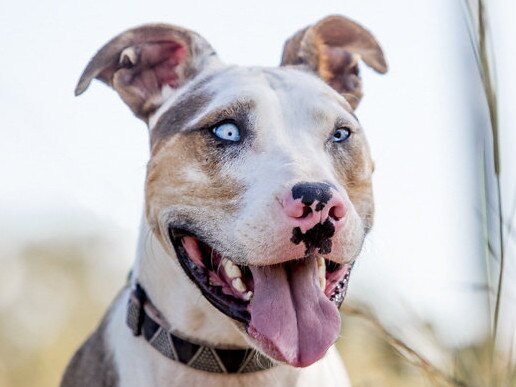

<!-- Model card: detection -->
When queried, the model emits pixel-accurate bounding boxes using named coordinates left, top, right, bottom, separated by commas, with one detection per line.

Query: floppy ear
left=75, top=24, right=220, bottom=121
left=281, top=15, right=387, bottom=109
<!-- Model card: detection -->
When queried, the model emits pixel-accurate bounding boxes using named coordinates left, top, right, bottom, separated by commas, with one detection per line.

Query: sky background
left=1, top=0, right=515, bottom=359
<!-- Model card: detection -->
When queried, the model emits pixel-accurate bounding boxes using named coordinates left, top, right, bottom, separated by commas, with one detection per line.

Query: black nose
left=291, top=182, right=334, bottom=212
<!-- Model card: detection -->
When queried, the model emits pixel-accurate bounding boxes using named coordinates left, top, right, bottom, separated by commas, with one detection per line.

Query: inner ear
left=319, top=46, right=362, bottom=105
left=112, top=40, right=189, bottom=118
left=281, top=15, right=387, bottom=109
left=119, top=41, right=187, bottom=90
left=75, top=24, right=219, bottom=121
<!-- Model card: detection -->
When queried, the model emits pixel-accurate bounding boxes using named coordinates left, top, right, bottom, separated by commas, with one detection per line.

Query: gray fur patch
left=60, top=313, right=118, bottom=387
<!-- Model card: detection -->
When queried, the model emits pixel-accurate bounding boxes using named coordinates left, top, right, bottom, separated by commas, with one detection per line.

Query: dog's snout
left=281, top=182, right=346, bottom=232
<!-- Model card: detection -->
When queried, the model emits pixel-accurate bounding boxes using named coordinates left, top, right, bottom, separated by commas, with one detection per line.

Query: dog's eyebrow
left=335, top=115, right=360, bottom=130
left=333, top=100, right=359, bottom=122
left=348, top=110, right=359, bottom=122
left=333, top=99, right=361, bottom=128
left=187, top=99, right=256, bottom=131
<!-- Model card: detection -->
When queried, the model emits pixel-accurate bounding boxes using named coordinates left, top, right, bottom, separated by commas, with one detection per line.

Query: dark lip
left=167, top=225, right=353, bottom=326
left=168, top=226, right=251, bottom=324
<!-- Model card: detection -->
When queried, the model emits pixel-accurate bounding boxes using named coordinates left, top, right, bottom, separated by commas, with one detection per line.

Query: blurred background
left=1, top=0, right=514, bottom=386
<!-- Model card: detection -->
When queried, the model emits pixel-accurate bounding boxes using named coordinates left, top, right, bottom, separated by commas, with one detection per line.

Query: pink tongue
left=248, top=258, right=341, bottom=367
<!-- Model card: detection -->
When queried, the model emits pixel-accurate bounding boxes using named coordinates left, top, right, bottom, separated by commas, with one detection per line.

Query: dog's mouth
left=169, top=226, right=352, bottom=367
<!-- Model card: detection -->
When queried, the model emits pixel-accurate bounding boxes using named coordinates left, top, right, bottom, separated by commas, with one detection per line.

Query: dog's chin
left=168, top=225, right=353, bottom=367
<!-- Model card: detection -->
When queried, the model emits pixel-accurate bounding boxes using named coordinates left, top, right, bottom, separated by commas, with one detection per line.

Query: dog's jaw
left=133, top=217, right=249, bottom=347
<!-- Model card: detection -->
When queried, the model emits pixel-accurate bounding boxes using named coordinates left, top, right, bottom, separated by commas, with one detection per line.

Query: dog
left=61, top=15, right=387, bottom=387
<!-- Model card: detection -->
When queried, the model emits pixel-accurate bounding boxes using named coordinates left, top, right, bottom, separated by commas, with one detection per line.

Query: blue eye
left=332, top=128, right=351, bottom=143
left=212, top=122, right=240, bottom=142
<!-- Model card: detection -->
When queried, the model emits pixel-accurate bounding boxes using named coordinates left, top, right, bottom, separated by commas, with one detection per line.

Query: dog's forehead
left=204, top=66, right=353, bottom=116
left=205, top=66, right=334, bottom=95
left=149, top=65, right=355, bottom=135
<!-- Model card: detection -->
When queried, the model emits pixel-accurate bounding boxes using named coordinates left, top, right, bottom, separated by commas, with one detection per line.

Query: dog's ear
left=281, top=15, right=387, bottom=109
left=75, top=24, right=219, bottom=121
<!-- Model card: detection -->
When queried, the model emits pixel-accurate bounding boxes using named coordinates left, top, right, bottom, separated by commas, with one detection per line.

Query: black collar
left=126, top=283, right=276, bottom=374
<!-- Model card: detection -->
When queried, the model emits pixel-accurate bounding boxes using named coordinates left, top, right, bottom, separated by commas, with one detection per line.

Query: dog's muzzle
left=167, top=224, right=354, bottom=367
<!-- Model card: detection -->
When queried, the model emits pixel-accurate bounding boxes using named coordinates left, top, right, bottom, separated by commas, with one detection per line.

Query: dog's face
left=77, top=16, right=386, bottom=368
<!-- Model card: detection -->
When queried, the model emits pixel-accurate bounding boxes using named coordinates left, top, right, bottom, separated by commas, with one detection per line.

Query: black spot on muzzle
left=291, top=219, right=336, bottom=255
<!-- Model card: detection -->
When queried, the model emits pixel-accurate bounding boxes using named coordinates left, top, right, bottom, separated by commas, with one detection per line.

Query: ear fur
left=75, top=24, right=220, bottom=121
left=281, top=15, right=387, bottom=109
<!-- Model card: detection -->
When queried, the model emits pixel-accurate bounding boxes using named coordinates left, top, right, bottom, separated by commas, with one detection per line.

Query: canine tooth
left=317, top=256, right=326, bottom=289
left=232, top=278, right=246, bottom=293
left=243, top=291, right=253, bottom=301
left=222, top=258, right=242, bottom=279
left=319, top=274, right=326, bottom=290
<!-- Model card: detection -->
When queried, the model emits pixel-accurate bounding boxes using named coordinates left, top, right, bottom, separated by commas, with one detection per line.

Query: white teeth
left=232, top=277, right=247, bottom=293
left=317, top=256, right=326, bottom=290
left=219, top=258, right=249, bottom=296
left=243, top=291, right=253, bottom=301
left=222, top=258, right=242, bottom=279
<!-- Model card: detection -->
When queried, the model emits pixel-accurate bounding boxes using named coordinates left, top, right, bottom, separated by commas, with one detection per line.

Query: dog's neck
left=131, top=216, right=249, bottom=348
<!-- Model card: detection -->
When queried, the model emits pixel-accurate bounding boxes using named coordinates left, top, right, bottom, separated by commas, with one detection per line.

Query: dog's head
left=77, top=15, right=386, bottom=368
